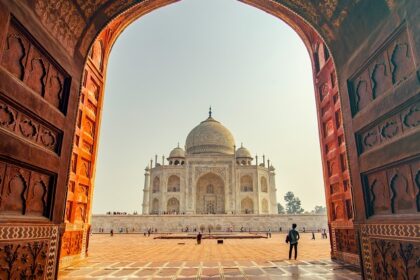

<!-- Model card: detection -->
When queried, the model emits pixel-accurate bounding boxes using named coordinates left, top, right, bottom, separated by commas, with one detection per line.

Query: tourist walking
left=312, top=232, right=315, bottom=240
left=110, top=229, right=114, bottom=237
left=197, top=232, right=202, bottom=245
left=286, top=223, right=300, bottom=260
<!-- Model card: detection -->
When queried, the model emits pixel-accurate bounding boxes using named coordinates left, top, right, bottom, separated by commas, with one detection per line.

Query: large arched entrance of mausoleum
left=196, top=173, right=225, bottom=214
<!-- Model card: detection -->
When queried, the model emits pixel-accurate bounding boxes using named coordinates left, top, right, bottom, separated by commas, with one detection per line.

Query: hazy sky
left=92, top=0, right=325, bottom=214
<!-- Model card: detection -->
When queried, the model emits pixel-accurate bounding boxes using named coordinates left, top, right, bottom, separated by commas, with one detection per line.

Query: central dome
left=186, top=115, right=235, bottom=155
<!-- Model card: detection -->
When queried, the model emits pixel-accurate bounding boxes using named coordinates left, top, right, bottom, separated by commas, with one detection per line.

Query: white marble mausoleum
left=142, top=110, right=278, bottom=215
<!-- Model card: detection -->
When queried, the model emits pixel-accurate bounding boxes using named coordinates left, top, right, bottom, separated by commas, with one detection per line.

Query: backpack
left=285, top=235, right=290, bottom=243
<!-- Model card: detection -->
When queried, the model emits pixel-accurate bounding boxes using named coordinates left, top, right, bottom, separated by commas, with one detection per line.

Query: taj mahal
left=141, top=109, right=278, bottom=215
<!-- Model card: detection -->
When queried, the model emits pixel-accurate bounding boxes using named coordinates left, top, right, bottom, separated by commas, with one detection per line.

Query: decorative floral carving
left=363, top=131, right=378, bottom=148
left=195, top=166, right=226, bottom=180
left=0, top=105, right=15, bottom=126
left=40, top=130, right=56, bottom=148
left=371, top=239, right=419, bottom=280
left=60, top=231, right=83, bottom=257
left=403, top=105, right=419, bottom=128
left=19, top=119, right=38, bottom=138
left=381, top=121, right=399, bottom=139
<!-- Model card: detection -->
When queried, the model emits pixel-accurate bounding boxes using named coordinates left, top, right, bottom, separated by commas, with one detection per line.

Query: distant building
left=142, top=110, right=277, bottom=215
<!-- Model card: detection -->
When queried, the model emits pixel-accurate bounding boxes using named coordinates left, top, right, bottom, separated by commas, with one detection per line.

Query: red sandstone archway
left=63, top=0, right=357, bottom=268
left=0, top=1, right=418, bottom=279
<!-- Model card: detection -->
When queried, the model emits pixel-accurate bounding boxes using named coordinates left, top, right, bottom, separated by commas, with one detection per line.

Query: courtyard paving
left=58, top=233, right=361, bottom=279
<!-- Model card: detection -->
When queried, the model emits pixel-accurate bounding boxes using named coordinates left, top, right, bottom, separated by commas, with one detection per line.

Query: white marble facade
left=142, top=111, right=277, bottom=215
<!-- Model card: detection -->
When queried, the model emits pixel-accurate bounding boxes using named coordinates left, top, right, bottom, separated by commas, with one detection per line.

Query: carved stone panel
left=0, top=18, right=70, bottom=113
left=0, top=159, right=54, bottom=218
left=334, top=228, right=358, bottom=254
left=60, top=230, right=83, bottom=257
left=0, top=225, right=59, bottom=280
left=360, top=224, right=420, bottom=280
left=348, top=25, right=415, bottom=116
left=363, top=157, right=420, bottom=217
left=0, top=95, right=62, bottom=153
left=357, top=99, right=419, bottom=154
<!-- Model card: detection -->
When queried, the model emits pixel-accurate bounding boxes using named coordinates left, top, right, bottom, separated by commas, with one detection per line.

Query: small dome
left=185, top=113, right=235, bottom=155
left=168, top=146, right=185, bottom=158
left=236, top=144, right=252, bottom=159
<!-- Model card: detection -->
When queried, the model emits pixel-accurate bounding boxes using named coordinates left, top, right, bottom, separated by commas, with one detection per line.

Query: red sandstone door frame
left=61, top=0, right=358, bottom=269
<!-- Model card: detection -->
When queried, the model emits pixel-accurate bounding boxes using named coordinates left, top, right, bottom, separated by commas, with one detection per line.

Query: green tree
left=284, top=191, right=304, bottom=214
left=277, top=202, right=285, bottom=214
left=312, top=205, right=326, bottom=214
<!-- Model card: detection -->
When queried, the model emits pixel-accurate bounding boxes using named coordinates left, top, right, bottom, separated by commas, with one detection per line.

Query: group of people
left=106, top=211, right=137, bottom=215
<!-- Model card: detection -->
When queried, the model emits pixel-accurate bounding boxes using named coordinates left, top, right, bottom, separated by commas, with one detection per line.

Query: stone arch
left=167, top=197, right=180, bottom=214
left=151, top=198, right=159, bottom=214
left=240, top=175, right=253, bottom=192
left=152, top=176, right=160, bottom=193
left=261, top=177, right=268, bottom=192
left=196, top=172, right=225, bottom=214
left=53, top=0, right=370, bottom=271
left=241, top=197, right=254, bottom=214
left=167, top=175, right=180, bottom=192
left=261, top=198, right=269, bottom=214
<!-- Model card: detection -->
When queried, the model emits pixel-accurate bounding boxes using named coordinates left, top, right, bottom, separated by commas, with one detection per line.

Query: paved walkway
left=58, top=233, right=361, bottom=279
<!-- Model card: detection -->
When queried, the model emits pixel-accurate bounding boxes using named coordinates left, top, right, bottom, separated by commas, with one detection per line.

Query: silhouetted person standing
left=288, top=224, right=300, bottom=260
left=197, top=232, right=202, bottom=245
left=312, top=232, right=316, bottom=240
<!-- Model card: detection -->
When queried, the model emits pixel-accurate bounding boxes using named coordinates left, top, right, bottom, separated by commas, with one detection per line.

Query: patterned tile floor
left=58, top=233, right=361, bottom=279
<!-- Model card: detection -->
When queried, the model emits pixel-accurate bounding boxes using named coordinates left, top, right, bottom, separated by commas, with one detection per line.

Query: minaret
left=142, top=166, right=151, bottom=214
left=269, top=165, right=277, bottom=214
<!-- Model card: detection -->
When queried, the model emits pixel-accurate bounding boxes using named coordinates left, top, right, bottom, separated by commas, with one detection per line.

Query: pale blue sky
left=92, top=0, right=325, bottom=214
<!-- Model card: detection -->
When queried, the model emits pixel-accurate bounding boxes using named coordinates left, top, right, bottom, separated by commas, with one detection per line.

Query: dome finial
left=177, top=142, right=180, bottom=148
left=241, top=142, right=243, bottom=148
left=209, top=106, right=212, bottom=118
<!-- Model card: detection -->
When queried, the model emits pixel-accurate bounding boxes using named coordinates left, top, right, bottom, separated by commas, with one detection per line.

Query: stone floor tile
left=223, top=267, right=243, bottom=276
left=112, top=268, right=139, bottom=276
left=136, top=268, right=160, bottom=276
left=242, top=268, right=265, bottom=276
left=158, top=268, right=180, bottom=276
left=201, top=268, right=220, bottom=277
left=90, top=268, right=119, bottom=276
left=179, top=268, right=199, bottom=276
